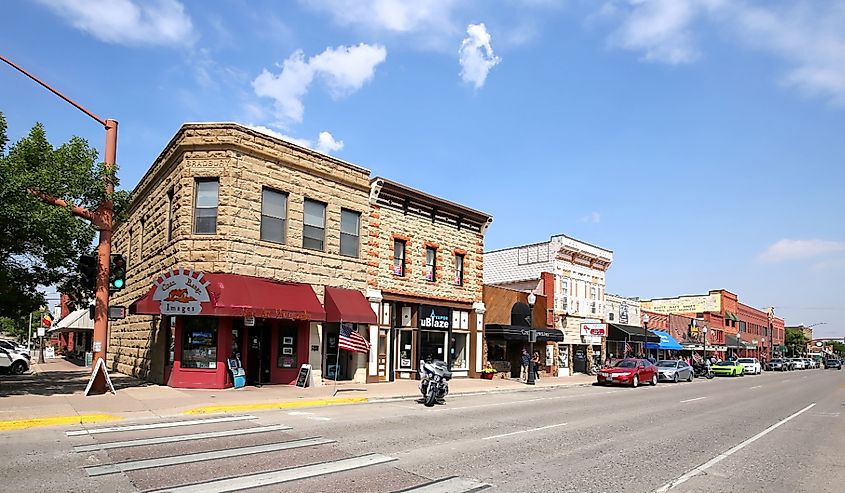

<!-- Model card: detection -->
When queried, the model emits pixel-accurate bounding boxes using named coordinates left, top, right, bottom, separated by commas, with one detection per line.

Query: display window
left=450, top=332, right=468, bottom=369
left=182, top=318, right=218, bottom=369
left=277, top=323, right=297, bottom=369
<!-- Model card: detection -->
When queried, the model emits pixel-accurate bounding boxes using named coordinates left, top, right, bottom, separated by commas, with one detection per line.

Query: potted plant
left=480, top=365, right=497, bottom=380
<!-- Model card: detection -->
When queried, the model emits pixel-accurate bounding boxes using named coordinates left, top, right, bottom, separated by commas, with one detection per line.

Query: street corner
left=182, top=396, right=370, bottom=415
left=0, top=413, right=122, bottom=432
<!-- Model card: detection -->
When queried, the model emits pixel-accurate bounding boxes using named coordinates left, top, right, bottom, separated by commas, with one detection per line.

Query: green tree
left=0, top=112, right=129, bottom=318
left=785, top=328, right=808, bottom=357
left=825, top=340, right=845, bottom=357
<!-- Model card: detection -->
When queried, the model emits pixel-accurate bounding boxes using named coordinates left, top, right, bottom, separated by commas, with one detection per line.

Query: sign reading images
left=152, top=268, right=211, bottom=315
left=419, top=305, right=452, bottom=329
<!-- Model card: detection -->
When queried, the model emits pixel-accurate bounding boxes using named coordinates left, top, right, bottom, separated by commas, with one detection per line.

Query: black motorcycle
left=419, top=359, right=452, bottom=407
left=693, top=363, right=714, bottom=379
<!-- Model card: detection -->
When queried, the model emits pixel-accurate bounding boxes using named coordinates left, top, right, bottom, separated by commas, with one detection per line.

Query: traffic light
left=78, top=255, right=97, bottom=291
left=109, top=254, right=126, bottom=291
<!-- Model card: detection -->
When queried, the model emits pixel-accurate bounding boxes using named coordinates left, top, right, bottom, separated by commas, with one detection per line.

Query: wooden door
left=378, top=329, right=389, bottom=382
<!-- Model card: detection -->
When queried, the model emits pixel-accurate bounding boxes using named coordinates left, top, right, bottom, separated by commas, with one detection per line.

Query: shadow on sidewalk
left=0, top=364, right=150, bottom=398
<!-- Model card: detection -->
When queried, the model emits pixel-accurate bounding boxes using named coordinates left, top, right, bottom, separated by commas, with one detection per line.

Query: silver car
left=656, top=360, right=693, bottom=382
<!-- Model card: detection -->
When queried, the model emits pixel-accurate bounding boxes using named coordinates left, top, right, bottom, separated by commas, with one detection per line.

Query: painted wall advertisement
left=641, top=294, right=721, bottom=315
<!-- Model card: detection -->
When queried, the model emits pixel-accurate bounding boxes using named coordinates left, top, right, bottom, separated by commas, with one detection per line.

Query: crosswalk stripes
left=65, top=414, right=257, bottom=436
left=393, top=476, right=492, bottom=493
left=66, top=414, right=495, bottom=492
left=145, top=454, right=398, bottom=493
left=73, top=424, right=292, bottom=452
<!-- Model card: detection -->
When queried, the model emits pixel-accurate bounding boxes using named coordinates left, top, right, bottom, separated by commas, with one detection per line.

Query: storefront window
left=181, top=318, right=218, bottom=369
left=450, top=332, right=468, bottom=369
left=420, top=330, right=446, bottom=362
left=166, top=317, right=175, bottom=365
left=397, top=330, right=413, bottom=369
left=277, top=322, right=297, bottom=369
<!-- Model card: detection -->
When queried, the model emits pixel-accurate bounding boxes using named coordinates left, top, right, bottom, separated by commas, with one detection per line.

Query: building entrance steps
left=1, top=357, right=595, bottom=430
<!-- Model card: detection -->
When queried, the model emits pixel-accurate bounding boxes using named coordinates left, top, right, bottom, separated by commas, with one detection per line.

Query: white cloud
left=252, top=43, right=387, bottom=125
left=246, top=125, right=345, bottom=155
left=35, top=0, right=194, bottom=47
left=580, top=212, right=602, bottom=223
left=757, top=239, right=845, bottom=263
left=458, top=23, right=502, bottom=88
left=301, top=0, right=458, bottom=33
left=316, top=131, right=345, bottom=153
left=602, top=1, right=845, bottom=105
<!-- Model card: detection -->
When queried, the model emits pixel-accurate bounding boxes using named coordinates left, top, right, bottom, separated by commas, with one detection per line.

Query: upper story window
left=303, top=199, right=326, bottom=251
left=425, top=247, right=437, bottom=282
left=261, top=188, right=288, bottom=244
left=561, top=280, right=568, bottom=297
left=393, top=239, right=406, bottom=276
left=609, top=312, right=615, bottom=321
left=193, top=178, right=218, bottom=235
left=340, top=209, right=360, bottom=258
left=590, top=286, right=597, bottom=299
left=454, top=253, right=464, bottom=286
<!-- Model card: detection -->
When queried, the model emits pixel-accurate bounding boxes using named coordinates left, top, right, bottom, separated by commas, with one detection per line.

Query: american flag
left=339, top=324, right=370, bottom=354
left=624, top=342, right=633, bottom=357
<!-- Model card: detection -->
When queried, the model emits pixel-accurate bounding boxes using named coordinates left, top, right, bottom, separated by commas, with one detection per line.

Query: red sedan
left=597, top=359, right=658, bottom=387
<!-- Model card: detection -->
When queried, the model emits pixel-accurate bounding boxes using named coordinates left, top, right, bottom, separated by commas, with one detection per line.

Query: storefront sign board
left=419, top=305, right=451, bottom=329
left=580, top=323, right=607, bottom=337
left=641, top=294, right=721, bottom=315
left=295, top=363, right=312, bottom=388
left=152, top=268, right=211, bottom=315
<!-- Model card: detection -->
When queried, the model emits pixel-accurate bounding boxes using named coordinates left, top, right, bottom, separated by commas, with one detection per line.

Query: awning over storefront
left=645, top=330, right=684, bottom=350
left=324, top=286, right=377, bottom=324
left=485, top=325, right=564, bottom=342
left=607, top=323, right=660, bottom=343
left=49, top=309, right=93, bottom=333
left=130, top=272, right=326, bottom=320
left=725, top=311, right=738, bottom=321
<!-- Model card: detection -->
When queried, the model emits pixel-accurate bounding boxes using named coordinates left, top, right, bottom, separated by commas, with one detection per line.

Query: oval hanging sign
left=152, top=268, right=211, bottom=315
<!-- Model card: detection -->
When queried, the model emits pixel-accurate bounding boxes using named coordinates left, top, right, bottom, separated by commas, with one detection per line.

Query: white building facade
left=484, top=234, right=613, bottom=376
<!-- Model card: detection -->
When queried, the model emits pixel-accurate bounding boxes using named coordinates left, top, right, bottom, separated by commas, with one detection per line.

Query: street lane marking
left=146, top=453, right=396, bottom=492
left=84, top=436, right=335, bottom=476
left=73, top=424, right=292, bottom=452
left=184, top=397, right=369, bottom=415
left=434, top=391, right=622, bottom=412
left=680, top=397, right=707, bottom=403
left=651, top=402, right=817, bottom=492
left=750, top=385, right=763, bottom=390
left=394, top=475, right=491, bottom=492
left=482, top=422, right=567, bottom=440
left=0, top=414, right=120, bottom=432
left=66, top=415, right=257, bottom=436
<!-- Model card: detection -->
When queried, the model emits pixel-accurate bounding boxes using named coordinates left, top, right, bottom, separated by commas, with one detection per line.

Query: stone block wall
left=108, top=123, right=372, bottom=382
left=367, top=204, right=484, bottom=304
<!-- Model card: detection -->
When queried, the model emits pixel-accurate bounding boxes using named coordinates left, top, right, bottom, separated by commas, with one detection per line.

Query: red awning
left=324, top=286, right=377, bottom=324
left=130, top=272, right=326, bottom=321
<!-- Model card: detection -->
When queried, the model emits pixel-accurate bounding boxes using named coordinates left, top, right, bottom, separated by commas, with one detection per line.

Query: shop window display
left=182, top=318, right=218, bottom=369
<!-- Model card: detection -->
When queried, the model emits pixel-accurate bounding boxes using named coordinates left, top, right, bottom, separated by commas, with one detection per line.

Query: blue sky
left=2, top=1, right=843, bottom=338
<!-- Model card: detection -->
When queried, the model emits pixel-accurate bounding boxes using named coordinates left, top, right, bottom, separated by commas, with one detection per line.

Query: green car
left=711, top=360, right=745, bottom=377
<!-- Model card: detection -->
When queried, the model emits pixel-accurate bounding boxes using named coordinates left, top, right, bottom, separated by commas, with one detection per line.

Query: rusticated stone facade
left=108, top=123, right=371, bottom=383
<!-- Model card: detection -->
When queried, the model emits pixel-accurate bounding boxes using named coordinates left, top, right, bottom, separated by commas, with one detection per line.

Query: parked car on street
left=0, top=347, right=29, bottom=375
left=736, top=358, right=762, bottom=375
left=823, top=359, right=842, bottom=370
left=0, top=339, right=30, bottom=360
left=711, top=360, right=745, bottom=377
left=655, top=360, right=693, bottom=383
left=806, top=359, right=818, bottom=369
left=789, top=358, right=806, bottom=370
left=597, top=359, right=658, bottom=387
left=767, top=358, right=788, bottom=371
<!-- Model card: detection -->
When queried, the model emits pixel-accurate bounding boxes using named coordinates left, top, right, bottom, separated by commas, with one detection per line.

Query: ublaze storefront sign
left=152, top=268, right=211, bottom=315
left=419, top=305, right=451, bottom=329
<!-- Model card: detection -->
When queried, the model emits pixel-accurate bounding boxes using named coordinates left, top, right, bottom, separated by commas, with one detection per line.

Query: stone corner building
left=108, top=123, right=493, bottom=389
left=109, top=123, right=376, bottom=388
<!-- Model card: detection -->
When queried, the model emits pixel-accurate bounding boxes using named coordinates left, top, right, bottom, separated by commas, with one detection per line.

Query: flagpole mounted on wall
left=333, top=320, right=342, bottom=397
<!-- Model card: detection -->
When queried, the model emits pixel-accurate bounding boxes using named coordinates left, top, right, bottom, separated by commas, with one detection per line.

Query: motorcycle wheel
left=420, top=382, right=428, bottom=397
left=424, top=386, right=437, bottom=407
left=707, top=371, right=713, bottom=380
left=687, top=372, right=693, bottom=382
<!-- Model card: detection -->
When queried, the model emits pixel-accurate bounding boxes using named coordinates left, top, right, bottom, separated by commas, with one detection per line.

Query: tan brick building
left=112, top=123, right=377, bottom=388
left=364, top=178, right=492, bottom=381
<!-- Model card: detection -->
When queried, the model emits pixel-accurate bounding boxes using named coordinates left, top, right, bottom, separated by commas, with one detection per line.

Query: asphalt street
left=2, top=368, right=843, bottom=492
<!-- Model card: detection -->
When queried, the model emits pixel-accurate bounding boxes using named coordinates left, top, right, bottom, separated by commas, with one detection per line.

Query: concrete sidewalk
left=0, top=358, right=595, bottom=430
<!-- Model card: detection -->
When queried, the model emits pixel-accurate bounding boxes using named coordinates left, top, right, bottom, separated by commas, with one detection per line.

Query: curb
left=0, top=413, right=122, bottom=432
left=183, top=396, right=370, bottom=415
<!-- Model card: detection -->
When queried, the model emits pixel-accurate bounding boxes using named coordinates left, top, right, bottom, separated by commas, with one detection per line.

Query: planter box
left=480, top=372, right=495, bottom=380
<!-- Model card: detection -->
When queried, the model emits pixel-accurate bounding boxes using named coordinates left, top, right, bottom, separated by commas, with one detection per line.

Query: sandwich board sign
left=84, top=358, right=116, bottom=396
left=295, top=363, right=312, bottom=388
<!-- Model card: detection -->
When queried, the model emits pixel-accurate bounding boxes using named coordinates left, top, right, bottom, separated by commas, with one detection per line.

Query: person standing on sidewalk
left=521, top=348, right=530, bottom=382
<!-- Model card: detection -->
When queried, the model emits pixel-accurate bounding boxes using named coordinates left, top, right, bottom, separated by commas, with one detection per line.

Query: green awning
left=725, top=311, right=738, bottom=321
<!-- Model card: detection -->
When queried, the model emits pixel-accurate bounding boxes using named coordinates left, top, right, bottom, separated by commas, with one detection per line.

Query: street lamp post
left=1, top=55, right=118, bottom=394
left=642, top=313, right=650, bottom=359
left=702, top=327, right=708, bottom=362
left=527, top=292, right=536, bottom=385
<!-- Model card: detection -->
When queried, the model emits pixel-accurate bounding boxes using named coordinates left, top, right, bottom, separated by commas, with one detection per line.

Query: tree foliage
left=785, top=328, right=809, bottom=357
left=0, top=112, right=130, bottom=317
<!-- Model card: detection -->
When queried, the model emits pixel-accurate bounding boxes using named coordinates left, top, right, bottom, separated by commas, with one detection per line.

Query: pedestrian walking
left=521, top=348, right=530, bottom=382
left=532, top=351, right=541, bottom=380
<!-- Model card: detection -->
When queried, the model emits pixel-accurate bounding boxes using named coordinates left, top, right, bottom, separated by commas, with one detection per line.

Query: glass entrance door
left=420, top=330, right=447, bottom=363
left=378, top=329, right=389, bottom=381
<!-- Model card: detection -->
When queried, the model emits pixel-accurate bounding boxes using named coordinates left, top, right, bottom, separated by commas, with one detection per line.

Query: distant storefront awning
left=49, top=308, right=93, bottom=333
left=130, top=270, right=326, bottom=320
left=485, top=325, right=564, bottom=342
left=607, top=323, right=660, bottom=343
left=725, top=311, right=739, bottom=321
left=645, top=330, right=684, bottom=350
left=324, top=287, right=377, bottom=324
